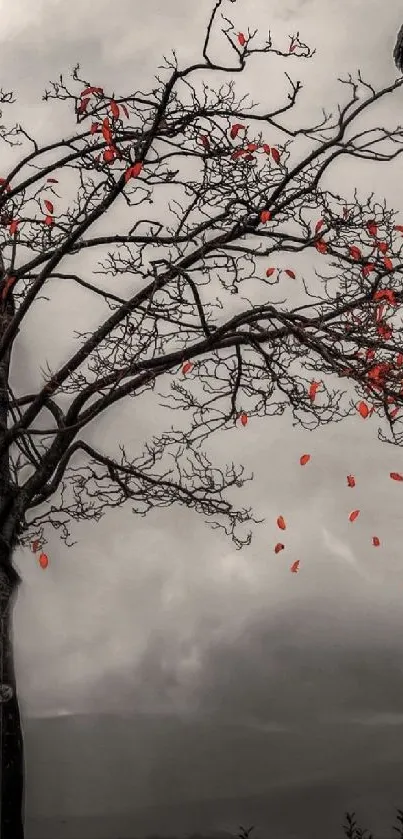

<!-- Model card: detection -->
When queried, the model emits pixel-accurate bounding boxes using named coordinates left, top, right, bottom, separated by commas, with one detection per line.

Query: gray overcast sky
left=3, top=0, right=403, bottom=836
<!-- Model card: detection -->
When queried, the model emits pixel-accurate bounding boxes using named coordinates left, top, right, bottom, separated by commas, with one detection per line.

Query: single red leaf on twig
left=240, top=412, right=248, bottom=427
left=237, top=32, right=246, bottom=46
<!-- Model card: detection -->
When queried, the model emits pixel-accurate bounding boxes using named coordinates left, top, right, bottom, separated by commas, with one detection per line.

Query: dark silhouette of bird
left=394, top=22, right=403, bottom=73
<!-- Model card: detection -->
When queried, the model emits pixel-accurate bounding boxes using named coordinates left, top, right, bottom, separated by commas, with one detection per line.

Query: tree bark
left=0, top=566, right=24, bottom=839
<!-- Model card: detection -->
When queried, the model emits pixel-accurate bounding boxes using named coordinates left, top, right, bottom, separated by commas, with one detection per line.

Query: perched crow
left=394, top=22, right=403, bottom=73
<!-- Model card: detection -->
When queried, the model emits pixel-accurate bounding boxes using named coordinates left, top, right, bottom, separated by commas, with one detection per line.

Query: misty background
left=1, top=0, right=403, bottom=836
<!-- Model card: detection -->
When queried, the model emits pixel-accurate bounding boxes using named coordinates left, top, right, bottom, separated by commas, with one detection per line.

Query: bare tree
left=0, top=1, right=403, bottom=835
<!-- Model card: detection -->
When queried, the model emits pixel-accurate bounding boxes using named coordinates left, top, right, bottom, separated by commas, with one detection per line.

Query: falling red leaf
left=309, top=380, right=321, bottom=401
left=44, top=199, right=54, bottom=214
left=384, top=256, right=393, bottom=271
left=277, top=515, right=286, bottom=531
left=38, top=553, right=49, bottom=569
left=9, top=219, right=19, bottom=235
left=372, top=536, right=380, bottom=547
left=315, top=239, right=327, bottom=254
left=349, top=509, right=360, bottom=522
left=274, top=543, right=285, bottom=554
left=110, top=100, right=120, bottom=119
left=265, top=267, right=276, bottom=277
left=349, top=245, right=362, bottom=261
left=230, top=123, right=245, bottom=140
left=357, top=401, right=370, bottom=419
left=284, top=269, right=296, bottom=279
left=315, top=218, right=324, bottom=234
left=31, top=540, right=41, bottom=553
left=367, top=220, right=377, bottom=237
left=347, top=475, right=356, bottom=488
left=240, top=412, right=248, bottom=427
left=290, top=560, right=300, bottom=573
left=299, top=454, right=311, bottom=466
left=271, top=147, right=280, bottom=164
left=260, top=210, right=271, bottom=223
left=237, top=32, right=246, bottom=46
left=182, top=361, right=192, bottom=374
left=390, top=472, right=403, bottom=481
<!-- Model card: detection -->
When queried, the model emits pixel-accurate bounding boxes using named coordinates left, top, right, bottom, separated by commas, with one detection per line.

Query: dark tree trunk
left=0, top=565, right=24, bottom=839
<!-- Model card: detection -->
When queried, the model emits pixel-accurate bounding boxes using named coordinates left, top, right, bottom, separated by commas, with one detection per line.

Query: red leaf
left=44, top=215, right=54, bottom=226
left=247, top=143, right=258, bottom=152
left=44, top=199, right=54, bottom=214
left=230, top=123, right=245, bottom=140
left=362, top=263, right=375, bottom=277
left=31, top=540, right=41, bottom=553
left=9, top=219, right=18, bottom=235
left=372, top=536, right=380, bottom=547
left=377, top=241, right=388, bottom=254
left=124, top=161, right=143, bottom=182
left=384, top=256, right=393, bottom=271
left=90, top=122, right=100, bottom=134
left=231, top=148, right=248, bottom=160
left=343, top=206, right=349, bottom=219
left=315, top=219, right=324, bottom=234
left=110, top=100, right=120, bottom=119
left=271, top=147, right=280, bottom=164
left=200, top=134, right=210, bottom=150
left=373, top=289, right=396, bottom=306
left=277, top=515, right=286, bottom=531
left=262, top=144, right=270, bottom=154
left=390, top=472, right=403, bottom=481
left=309, top=380, right=321, bottom=401
left=299, top=454, right=311, bottom=466
left=260, top=210, right=271, bottom=223
left=182, top=361, right=192, bottom=374
left=285, top=269, right=296, bottom=279
left=347, top=475, right=356, bottom=488
left=102, top=117, right=113, bottom=145
left=237, top=32, right=246, bottom=46
left=290, top=560, right=300, bottom=573
left=0, top=178, right=10, bottom=192
left=349, top=245, right=362, bottom=261
left=77, top=97, right=90, bottom=114
left=397, top=353, right=403, bottom=366
left=367, top=220, right=377, bottom=237
left=38, top=553, right=49, bottom=569
left=1, top=275, right=15, bottom=301
left=46, top=177, right=58, bottom=183
left=80, top=86, right=104, bottom=97
left=274, top=543, right=285, bottom=554
left=103, top=147, right=116, bottom=163
left=357, top=401, right=370, bottom=419
left=349, top=509, right=360, bottom=522
left=240, top=412, right=248, bottom=427
left=315, top=239, right=327, bottom=254
left=265, top=267, right=276, bottom=277
left=394, top=225, right=403, bottom=233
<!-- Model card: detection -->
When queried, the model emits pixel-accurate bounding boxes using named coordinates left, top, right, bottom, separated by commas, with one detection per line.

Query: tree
left=0, top=1, right=403, bottom=835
